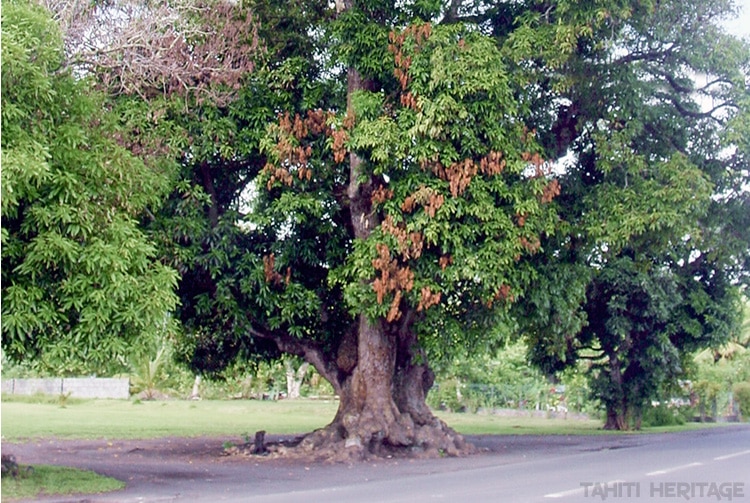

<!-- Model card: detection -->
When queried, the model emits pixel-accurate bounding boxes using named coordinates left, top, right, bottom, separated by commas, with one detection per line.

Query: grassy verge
left=435, top=409, right=733, bottom=435
left=435, top=410, right=606, bottom=435
left=1, top=465, right=124, bottom=502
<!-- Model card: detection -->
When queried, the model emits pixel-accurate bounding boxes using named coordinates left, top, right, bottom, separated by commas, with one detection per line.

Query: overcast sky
left=725, top=0, right=750, bottom=38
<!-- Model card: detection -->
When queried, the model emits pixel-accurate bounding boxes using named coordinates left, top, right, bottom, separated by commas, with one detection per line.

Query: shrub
left=732, top=382, right=750, bottom=419
left=641, top=405, right=685, bottom=427
left=427, top=378, right=464, bottom=412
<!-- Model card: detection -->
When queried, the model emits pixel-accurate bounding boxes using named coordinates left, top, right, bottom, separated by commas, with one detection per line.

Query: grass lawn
left=1, top=396, right=340, bottom=440
left=1, top=395, right=730, bottom=441
left=1, top=465, right=124, bottom=502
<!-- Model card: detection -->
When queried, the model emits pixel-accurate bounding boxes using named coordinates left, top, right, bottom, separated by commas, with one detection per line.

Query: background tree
left=515, top=0, right=750, bottom=429
left=1, top=0, right=179, bottom=375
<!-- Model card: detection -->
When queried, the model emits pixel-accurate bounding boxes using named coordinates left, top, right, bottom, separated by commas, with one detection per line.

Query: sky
left=725, top=0, right=750, bottom=38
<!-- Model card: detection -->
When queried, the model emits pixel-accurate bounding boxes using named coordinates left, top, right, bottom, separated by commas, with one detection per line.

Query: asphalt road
left=5, top=424, right=750, bottom=503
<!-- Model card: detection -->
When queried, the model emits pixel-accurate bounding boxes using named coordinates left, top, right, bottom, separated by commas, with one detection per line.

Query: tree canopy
left=1, top=0, right=179, bottom=374
left=515, top=0, right=750, bottom=429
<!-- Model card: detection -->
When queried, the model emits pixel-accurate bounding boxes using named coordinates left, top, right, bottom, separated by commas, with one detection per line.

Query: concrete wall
left=2, top=377, right=130, bottom=399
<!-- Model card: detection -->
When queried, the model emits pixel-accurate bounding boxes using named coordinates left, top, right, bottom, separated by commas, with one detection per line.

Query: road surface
left=4, top=424, right=749, bottom=502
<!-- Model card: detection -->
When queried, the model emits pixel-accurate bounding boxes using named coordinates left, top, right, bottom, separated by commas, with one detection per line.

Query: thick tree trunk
left=603, top=354, right=629, bottom=430
left=603, top=404, right=628, bottom=430
left=296, top=316, right=471, bottom=459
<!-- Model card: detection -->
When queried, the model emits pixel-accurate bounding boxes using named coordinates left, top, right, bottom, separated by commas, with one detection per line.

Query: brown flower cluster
left=419, top=151, right=507, bottom=198
left=263, top=109, right=338, bottom=190
left=487, top=284, right=514, bottom=308
left=372, top=243, right=415, bottom=322
left=521, top=151, right=546, bottom=176
left=519, top=236, right=541, bottom=253
left=520, top=151, right=560, bottom=203
left=541, top=179, right=561, bottom=203
left=479, top=151, right=507, bottom=176
left=263, top=164, right=294, bottom=189
left=401, top=185, right=445, bottom=218
left=371, top=185, right=394, bottom=206
left=263, top=253, right=290, bottom=287
left=331, top=129, right=349, bottom=164
left=381, top=216, right=424, bottom=260
left=439, top=255, right=453, bottom=270
left=446, top=159, right=478, bottom=197
left=332, top=112, right=354, bottom=164
left=388, top=23, right=432, bottom=111
left=417, top=286, right=441, bottom=312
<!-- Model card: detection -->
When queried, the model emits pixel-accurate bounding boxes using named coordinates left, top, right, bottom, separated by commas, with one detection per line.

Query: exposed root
left=223, top=418, right=475, bottom=463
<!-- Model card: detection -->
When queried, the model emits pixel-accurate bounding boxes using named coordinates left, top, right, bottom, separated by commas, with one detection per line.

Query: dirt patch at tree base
left=222, top=435, right=475, bottom=463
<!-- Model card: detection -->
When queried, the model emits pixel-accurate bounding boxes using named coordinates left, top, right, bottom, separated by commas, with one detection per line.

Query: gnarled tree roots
left=227, top=413, right=474, bottom=462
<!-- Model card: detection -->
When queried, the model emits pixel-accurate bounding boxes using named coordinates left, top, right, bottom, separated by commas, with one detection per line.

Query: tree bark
left=603, top=354, right=629, bottom=431
left=285, top=358, right=309, bottom=399
left=603, top=403, right=628, bottom=430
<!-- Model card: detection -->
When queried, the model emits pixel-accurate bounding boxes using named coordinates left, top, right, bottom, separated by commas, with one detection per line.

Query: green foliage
left=641, top=405, right=686, bottom=428
left=333, top=21, right=559, bottom=331
left=690, top=297, right=750, bottom=420
left=129, top=335, right=193, bottom=399
left=429, top=341, right=554, bottom=413
left=733, top=382, right=750, bottom=419
left=514, top=0, right=750, bottom=429
left=1, top=0, right=179, bottom=375
left=427, top=377, right=464, bottom=412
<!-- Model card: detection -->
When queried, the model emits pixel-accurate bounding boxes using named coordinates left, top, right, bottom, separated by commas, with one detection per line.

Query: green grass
left=435, top=410, right=735, bottom=435
left=3, top=395, right=730, bottom=441
left=1, top=397, right=340, bottom=440
left=1, top=465, right=125, bottom=502
left=435, top=410, right=606, bottom=435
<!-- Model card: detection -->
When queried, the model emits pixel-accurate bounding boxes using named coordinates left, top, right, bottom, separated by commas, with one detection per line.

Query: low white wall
left=2, top=377, right=130, bottom=399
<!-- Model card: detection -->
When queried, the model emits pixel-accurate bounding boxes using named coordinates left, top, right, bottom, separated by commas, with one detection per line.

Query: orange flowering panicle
left=371, top=185, right=394, bottom=206
left=263, top=253, right=285, bottom=286
left=380, top=216, right=423, bottom=260
left=388, top=23, right=431, bottom=110
left=263, top=109, right=343, bottom=189
left=417, top=286, right=441, bottom=312
left=401, top=185, right=444, bottom=217
left=371, top=243, right=415, bottom=322
left=487, top=284, right=514, bottom=308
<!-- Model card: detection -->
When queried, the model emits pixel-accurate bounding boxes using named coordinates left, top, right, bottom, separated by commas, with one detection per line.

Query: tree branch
left=655, top=92, right=736, bottom=121
left=441, top=0, right=463, bottom=24
left=247, top=326, right=342, bottom=395
left=655, top=69, right=735, bottom=97
left=612, top=44, right=677, bottom=66
left=43, top=0, right=260, bottom=105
